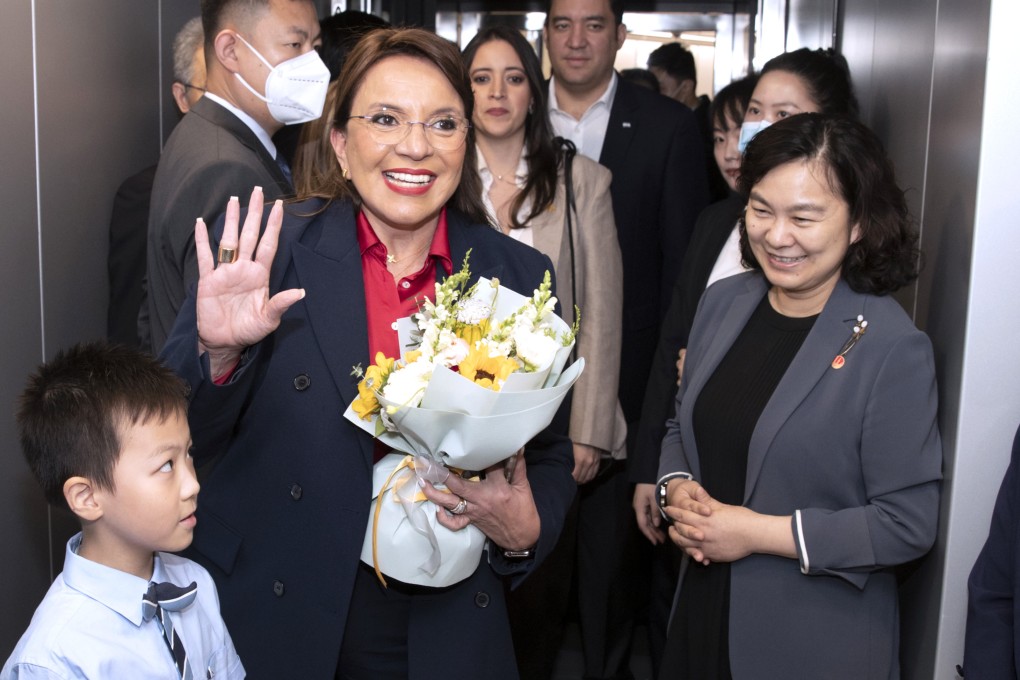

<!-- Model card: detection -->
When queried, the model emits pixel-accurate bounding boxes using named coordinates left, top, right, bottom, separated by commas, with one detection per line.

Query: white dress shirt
left=477, top=150, right=534, bottom=247
left=2, top=533, right=245, bottom=680
left=548, top=73, right=618, bottom=162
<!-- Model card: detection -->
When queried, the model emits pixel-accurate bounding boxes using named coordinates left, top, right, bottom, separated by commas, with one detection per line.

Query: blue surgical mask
left=738, top=118, right=773, bottom=154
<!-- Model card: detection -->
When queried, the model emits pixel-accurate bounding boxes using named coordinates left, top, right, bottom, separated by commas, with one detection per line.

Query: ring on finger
left=217, top=247, right=238, bottom=264
left=451, top=498, right=468, bottom=515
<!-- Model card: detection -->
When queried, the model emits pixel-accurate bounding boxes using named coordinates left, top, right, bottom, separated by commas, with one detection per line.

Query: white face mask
left=738, top=118, right=773, bottom=154
left=234, top=34, right=330, bottom=125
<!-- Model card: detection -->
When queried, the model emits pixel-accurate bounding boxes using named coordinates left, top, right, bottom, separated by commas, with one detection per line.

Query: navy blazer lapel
left=599, top=76, right=639, bottom=171
left=286, top=202, right=369, bottom=406
left=446, top=211, right=505, bottom=283
left=192, top=97, right=292, bottom=191
left=743, top=280, right=868, bottom=502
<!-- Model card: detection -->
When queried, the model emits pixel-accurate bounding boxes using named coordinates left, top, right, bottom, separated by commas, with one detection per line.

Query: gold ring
left=217, top=247, right=238, bottom=264
left=451, top=498, right=468, bottom=515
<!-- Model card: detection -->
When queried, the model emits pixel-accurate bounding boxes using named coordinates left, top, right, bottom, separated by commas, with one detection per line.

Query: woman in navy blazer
left=657, top=114, right=942, bottom=678
left=161, top=29, right=574, bottom=680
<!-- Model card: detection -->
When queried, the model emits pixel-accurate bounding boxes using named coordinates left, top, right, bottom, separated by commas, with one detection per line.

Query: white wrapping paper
left=344, top=277, right=584, bottom=588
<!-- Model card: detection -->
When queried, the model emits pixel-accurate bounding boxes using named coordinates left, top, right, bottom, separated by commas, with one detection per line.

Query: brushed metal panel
left=34, top=0, right=161, bottom=354
left=0, top=0, right=49, bottom=662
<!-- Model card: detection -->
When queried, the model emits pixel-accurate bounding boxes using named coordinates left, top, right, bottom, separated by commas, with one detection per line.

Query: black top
left=661, top=294, right=816, bottom=679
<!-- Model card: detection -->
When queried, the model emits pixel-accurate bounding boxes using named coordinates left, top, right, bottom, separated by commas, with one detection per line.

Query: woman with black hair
left=657, top=114, right=942, bottom=678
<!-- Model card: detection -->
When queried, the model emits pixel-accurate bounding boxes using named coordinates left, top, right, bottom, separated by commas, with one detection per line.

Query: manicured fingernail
left=254, top=186, right=263, bottom=193
left=229, top=196, right=238, bottom=202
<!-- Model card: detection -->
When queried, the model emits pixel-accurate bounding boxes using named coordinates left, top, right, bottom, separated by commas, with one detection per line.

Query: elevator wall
left=0, top=0, right=202, bottom=658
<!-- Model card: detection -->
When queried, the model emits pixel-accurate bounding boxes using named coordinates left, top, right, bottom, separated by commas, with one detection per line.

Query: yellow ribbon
left=370, top=455, right=476, bottom=587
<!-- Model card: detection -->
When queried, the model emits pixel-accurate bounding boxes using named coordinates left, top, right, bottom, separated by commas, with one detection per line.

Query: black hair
left=17, top=342, right=188, bottom=507
left=710, top=73, right=758, bottom=131
left=647, top=42, right=696, bottom=86
left=545, top=0, right=626, bottom=26
left=620, top=68, right=660, bottom=93
left=738, top=114, right=920, bottom=295
left=462, top=25, right=560, bottom=230
left=760, top=48, right=859, bottom=118
left=318, top=10, right=389, bottom=81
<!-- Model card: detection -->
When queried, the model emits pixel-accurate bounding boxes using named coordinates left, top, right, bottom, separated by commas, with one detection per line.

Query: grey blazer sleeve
left=793, top=328, right=942, bottom=587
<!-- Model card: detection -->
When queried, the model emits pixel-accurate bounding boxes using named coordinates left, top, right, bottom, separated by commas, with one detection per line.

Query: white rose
left=380, top=358, right=433, bottom=408
left=512, top=328, right=560, bottom=371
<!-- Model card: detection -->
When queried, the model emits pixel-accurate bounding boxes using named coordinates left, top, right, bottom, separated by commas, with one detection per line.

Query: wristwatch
left=657, top=472, right=693, bottom=524
left=502, top=547, right=536, bottom=560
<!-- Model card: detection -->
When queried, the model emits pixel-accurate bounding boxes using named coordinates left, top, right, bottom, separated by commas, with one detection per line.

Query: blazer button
left=273, top=580, right=285, bottom=597
left=293, top=373, right=311, bottom=391
left=474, top=592, right=490, bottom=608
left=290, top=484, right=303, bottom=500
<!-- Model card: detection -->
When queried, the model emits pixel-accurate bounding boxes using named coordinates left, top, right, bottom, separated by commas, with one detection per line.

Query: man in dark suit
left=965, top=422, right=1020, bottom=678
left=107, top=17, right=205, bottom=348
left=543, top=0, right=709, bottom=677
left=144, top=0, right=327, bottom=352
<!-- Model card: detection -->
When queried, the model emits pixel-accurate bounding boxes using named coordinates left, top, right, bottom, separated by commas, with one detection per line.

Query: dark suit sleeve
left=107, top=166, right=156, bottom=346
left=657, top=106, right=709, bottom=314
left=964, top=424, right=1020, bottom=678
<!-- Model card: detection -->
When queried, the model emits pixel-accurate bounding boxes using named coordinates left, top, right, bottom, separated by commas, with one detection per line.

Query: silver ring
left=451, top=498, right=468, bottom=515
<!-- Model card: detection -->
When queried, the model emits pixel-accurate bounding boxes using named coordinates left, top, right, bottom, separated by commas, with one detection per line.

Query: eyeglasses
left=347, top=110, right=470, bottom=150
left=182, top=82, right=207, bottom=93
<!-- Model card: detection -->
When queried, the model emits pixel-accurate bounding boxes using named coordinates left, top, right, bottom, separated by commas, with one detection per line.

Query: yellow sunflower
left=352, top=352, right=396, bottom=420
left=457, top=344, right=518, bottom=391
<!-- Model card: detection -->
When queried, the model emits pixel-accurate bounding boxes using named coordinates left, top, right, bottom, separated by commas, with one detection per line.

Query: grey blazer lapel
left=681, top=275, right=767, bottom=482
left=744, top=280, right=867, bottom=502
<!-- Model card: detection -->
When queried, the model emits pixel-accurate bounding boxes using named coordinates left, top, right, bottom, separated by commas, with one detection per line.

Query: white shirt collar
left=203, top=92, right=278, bottom=159
left=547, top=72, right=618, bottom=120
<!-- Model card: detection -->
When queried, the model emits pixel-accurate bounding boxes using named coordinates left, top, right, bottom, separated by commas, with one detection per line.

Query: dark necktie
left=142, top=580, right=198, bottom=679
left=277, top=155, right=293, bottom=186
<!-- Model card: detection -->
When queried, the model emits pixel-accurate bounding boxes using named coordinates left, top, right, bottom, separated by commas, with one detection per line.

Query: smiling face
left=744, top=69, right=819, bottom=124
left=545, top=0, right=626, bottom=96
left=469, top=39, right=533, bottom=144
left=87, top=411, right=198, bottom=578
left=331, top=55, right=467, bottom=237
left=713, top=111, right=743, bottom=192
left=745, top=159, right=861, bottom=316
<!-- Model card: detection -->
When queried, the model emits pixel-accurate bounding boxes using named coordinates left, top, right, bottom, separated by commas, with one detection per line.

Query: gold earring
left=342, top=167, right=350, bottom=180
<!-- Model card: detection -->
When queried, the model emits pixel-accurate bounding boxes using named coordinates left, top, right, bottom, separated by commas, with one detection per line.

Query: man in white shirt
left=541, top=1, right=710, bottom=677
left=145, top=0, right=327, bottom=352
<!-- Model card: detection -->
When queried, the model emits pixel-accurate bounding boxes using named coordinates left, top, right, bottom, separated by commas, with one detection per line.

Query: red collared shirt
left=357, top=208, right=453, bottom=367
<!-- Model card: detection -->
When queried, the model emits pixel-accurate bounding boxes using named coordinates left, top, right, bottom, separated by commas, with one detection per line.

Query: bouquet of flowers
left=343, top=252, right=584, bottom=588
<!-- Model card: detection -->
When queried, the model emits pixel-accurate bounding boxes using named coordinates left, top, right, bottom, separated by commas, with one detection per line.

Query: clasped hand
left=194, top=187, right=306, bottom=378
left=662, top=479, right=760, bottom=565
left=420, top=451, right=540, bottom=552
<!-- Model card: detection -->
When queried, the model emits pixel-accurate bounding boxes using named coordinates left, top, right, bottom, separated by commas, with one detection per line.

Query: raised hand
left=194, top=187, right=305, bottom=377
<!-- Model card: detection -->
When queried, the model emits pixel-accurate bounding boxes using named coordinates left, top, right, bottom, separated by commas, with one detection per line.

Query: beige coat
left=527, top=155, right=627, bottom=458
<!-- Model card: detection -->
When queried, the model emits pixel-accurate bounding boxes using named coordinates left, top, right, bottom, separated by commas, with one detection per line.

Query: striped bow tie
left=142, top=580, right=197, bottom=679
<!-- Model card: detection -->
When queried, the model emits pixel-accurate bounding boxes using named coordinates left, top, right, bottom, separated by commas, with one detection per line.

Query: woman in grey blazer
left=657, top=114, right=942, bottom=679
